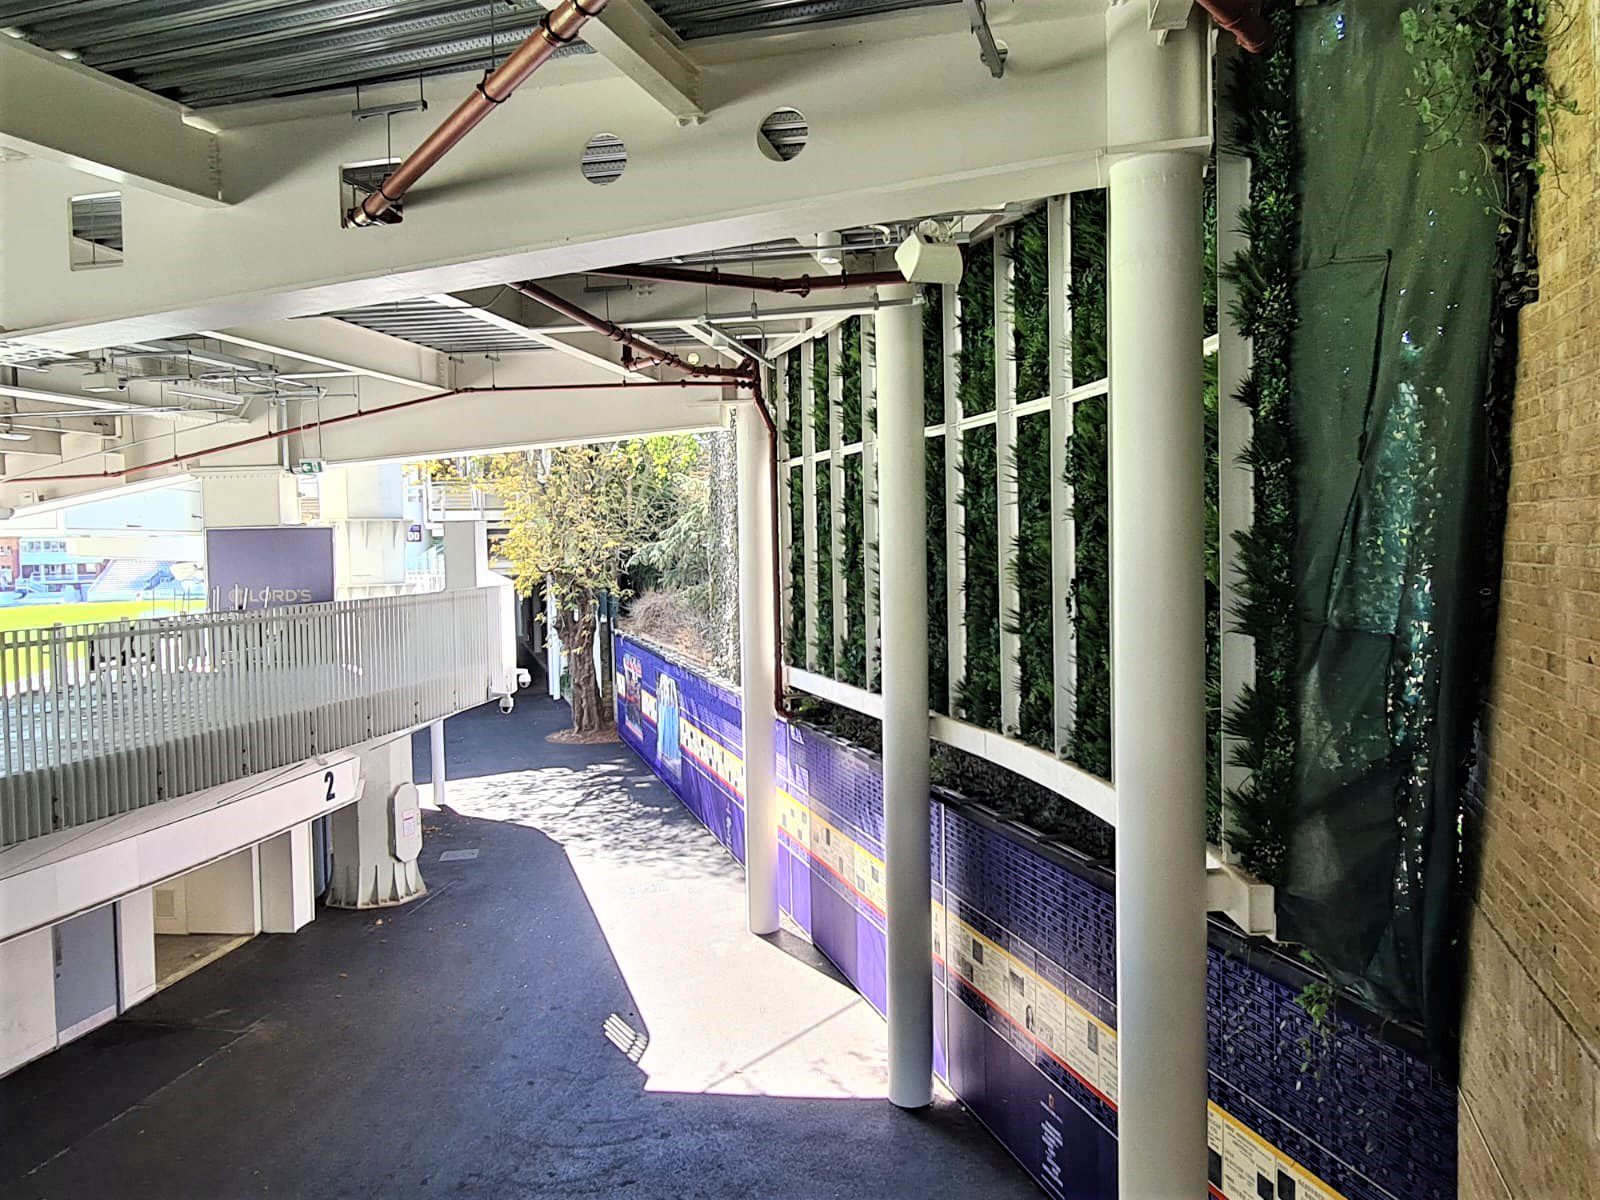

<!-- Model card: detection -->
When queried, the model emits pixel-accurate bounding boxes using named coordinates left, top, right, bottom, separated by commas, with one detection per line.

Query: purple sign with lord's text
left=205, top=526, right=336, bottom=612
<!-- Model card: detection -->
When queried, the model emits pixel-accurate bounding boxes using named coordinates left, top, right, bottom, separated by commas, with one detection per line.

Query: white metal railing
left=0, top=588, right=510, bottom=847
left=426, top=480, right=503, bottom=515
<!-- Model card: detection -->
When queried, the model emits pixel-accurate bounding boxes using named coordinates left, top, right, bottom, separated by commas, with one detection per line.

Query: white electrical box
left=390, top=782, right=422, bottom=863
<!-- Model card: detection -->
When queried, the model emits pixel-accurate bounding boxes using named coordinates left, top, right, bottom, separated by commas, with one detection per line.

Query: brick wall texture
left=1460, top=4, right=1600, bottom=1196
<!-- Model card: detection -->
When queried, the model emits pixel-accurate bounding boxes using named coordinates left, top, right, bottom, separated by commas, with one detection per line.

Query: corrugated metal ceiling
left=0, top=0, right=957, bottom=108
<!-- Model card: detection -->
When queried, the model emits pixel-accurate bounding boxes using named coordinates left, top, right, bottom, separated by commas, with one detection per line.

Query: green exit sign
left=296, top=459, right=325, bottom=475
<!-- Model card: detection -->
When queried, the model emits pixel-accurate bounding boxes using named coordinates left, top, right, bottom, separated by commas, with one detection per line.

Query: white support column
left=259, top=822, right=315, bottom=934
left=1217, top=147, right=1256, bottom=849
left=876, top=283, right=933, bottom=1109
left=942, top=284, right=967, bottom=714
left=862, top=317, right=880, bottom=686
left=326, top=735, right=425, bottom=909
left=442, top=519, right=488, bottom=591
left=828, top=326, right=846, bottom=673
left=995, top=229, right=1022, bottom=733
left=800, top=340, right=819, bottom=671
left=116, top=889, right=158, bottom=1011
left=1047, top=194, right=1077, bottom=755
left=737, top=400, right=780, bottom=936
left=429, top=719, right=447, bottom=809
left=1109, top=150, right=1207, bottom=1200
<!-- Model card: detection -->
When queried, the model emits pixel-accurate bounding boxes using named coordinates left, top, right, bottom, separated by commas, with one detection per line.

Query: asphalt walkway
left=0, top=693, right=1039, bottom=1199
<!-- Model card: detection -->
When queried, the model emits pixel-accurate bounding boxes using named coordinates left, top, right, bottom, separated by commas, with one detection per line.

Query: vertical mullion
left=995, top=229, right=1021, bottom=734
left=1048, top=194, right=1077, bottom=756
left=801, top=339, right=819, bottom=672
left=827, top=326, right=845, bottom=677
left=775, top=357, right=793, bottom=664
left=942, top=283, right=966, bottom=716
left=862, top=315, right=880, bottom=688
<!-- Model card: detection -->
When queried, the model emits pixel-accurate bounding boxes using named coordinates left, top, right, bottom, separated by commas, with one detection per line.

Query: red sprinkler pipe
left=347, top=0, right=610, bottom=227
left=586, top=263, right=911, bottom=299
left=1197, top=0, right=1271, bottom=53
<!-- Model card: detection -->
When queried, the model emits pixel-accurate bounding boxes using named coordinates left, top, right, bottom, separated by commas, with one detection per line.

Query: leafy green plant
left=1219, top=2, right=1298, bottom=884
left=812, top=337, right=835, bottom=676
left=956, top=240, right=1001, bottom=728
left=924, top=286, right=950, bottom=710
left=1401, top=0, right=1577, bottom=227
left=1065, top=190, right=1110, bottom=779
left=839, top=318, right=867, bottom=687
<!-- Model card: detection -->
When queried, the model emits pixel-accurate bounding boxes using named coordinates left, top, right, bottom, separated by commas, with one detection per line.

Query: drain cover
left=438, top=848, right=479, bottom=862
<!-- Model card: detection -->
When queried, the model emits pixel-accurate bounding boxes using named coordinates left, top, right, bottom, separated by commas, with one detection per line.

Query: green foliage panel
left=925, top=290, right=950, bottom=711
left=957, top=425, right=1000, bottom=727
left=1066, top=190, right=1110, bottom=778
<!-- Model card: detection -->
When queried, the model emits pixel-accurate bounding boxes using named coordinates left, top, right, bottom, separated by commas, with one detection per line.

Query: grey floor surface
left=0, top=693, right=1040, bottom=1200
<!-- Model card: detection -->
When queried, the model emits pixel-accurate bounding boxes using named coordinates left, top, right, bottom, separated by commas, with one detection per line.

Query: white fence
left=0, top=588, right=512, bottom=847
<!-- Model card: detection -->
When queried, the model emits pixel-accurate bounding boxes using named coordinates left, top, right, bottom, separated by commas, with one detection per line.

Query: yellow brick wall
left=1460, top=3, right=1600, bottom=1195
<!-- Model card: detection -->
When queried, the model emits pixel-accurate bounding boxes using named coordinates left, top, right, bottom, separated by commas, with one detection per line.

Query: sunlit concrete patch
left=442, top=764, right=893, bottom=1100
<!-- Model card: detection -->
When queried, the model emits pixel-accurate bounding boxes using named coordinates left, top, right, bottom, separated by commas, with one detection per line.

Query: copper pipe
left=348, top=0, right=610, bottom=227
left=510, top=280, right=750, bottom=380
left=1197, top=0, right=1271, bottom=53
left=588, top=263, right=911, bottom=298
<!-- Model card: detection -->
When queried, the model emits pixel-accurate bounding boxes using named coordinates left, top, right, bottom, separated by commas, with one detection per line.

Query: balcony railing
left=1, top=588, right=512, bottom=847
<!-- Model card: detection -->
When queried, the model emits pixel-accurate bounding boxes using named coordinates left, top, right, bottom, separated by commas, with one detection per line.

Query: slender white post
left=429, top=718, right=446, bottom=808
left=736, top=400, right=780, bottom=936
left=995, top=230, right=1021, bottom=733
left=941, top=283, right=966, bottom=714
left=876, top=282, right=933, bottom=1109
left=1109, top=150, right=1207, bottom=1200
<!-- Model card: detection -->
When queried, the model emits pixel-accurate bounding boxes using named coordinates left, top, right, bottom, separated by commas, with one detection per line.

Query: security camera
left=895, top=233, right=965, bottom=286
left=0, top=506, right=13, bottom=521
left=498, top=696, right=515, bottom=715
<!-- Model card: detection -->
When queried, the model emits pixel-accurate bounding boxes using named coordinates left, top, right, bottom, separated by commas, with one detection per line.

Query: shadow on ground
left=0, top=695, right=1040, bottom=1200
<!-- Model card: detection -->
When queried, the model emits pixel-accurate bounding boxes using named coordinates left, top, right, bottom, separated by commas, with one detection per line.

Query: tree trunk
left=556, top=606, right=606, bottom=733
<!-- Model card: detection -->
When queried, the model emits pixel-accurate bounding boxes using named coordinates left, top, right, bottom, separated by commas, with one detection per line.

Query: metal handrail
left=0, top=588, right=507, bottom=847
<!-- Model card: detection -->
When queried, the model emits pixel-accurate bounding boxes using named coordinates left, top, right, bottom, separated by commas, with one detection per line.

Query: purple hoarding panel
left=613, top=633, right=1457, bottom=1200
left=205, top=526, right=336, bottom=612
left=615, top=636, right=745, bottom=863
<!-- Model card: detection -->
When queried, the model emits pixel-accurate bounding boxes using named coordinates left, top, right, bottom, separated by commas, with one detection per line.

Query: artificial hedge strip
left=955, top=240, right=1001, bottom=727
left=924, top=286, right=950, bottom=711
left=811, top=335, right=835, bottom=677
left=1065, top=190, right=1112, bottom=779
left=1010, top=209, right=1056, bottom=750
left=839, top=318, right=867, bottom=687
left=785, top=351, right=805, bottom=662
left=1219, top=3, right=1297, bottom=884
left=1204, top=163, right=1224, bottom=844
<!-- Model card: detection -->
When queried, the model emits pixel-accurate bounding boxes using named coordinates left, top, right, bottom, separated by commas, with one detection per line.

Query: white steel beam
left=199, top=325, right=445, bottom=392
left=1108, top=149, right=1207, bottom=1200
left=736, top=397, right=780, bottom=935
left=0, top=38, right=225, bottom=208
left=425, top=294, right=652, bottom=381
left=585, top=0, right=704, bottom=123
left=876, top=282, right=932, bottom=1111
left=995, top=229, right=1021, bottom=734
left=2, top=6, right=1190, bottom=354
left=1047, top=194, right=1076, bottom=755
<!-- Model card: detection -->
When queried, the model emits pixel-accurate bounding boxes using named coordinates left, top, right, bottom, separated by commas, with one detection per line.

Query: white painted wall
left=117, top=888, right=158, bottom=1010
left=259, top=823, right=314, bottom=934
left=0, top=929, right=57, bottom=1076
left=179, top=847, right=260, bottom=937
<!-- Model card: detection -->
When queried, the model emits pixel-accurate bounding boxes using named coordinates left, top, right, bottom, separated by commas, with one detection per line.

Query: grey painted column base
left=325, top=735, right=426, bottom=909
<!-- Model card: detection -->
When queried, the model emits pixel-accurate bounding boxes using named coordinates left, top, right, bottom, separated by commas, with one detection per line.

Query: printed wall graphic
left=613, top=633, right=1457, bottom=1200
left=205, top=526, right=336, bottom=612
